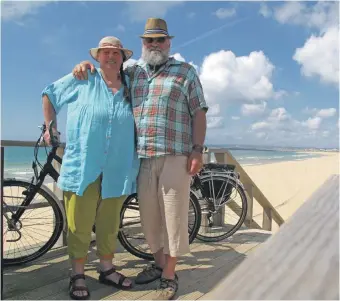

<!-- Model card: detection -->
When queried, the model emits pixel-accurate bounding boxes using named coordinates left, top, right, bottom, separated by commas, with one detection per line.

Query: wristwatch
left=192, top=144, right=204, bottom=154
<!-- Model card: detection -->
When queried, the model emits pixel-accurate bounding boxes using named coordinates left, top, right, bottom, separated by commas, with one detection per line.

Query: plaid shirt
left=126, top=57, right=208, bottom=158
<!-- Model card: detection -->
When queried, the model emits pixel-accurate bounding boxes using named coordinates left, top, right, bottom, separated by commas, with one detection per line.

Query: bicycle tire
left=3, top=179, right=64, bottom=266
left=118, top=192, right=201, bottom=261
left=196, top=176, right=247, bottom=242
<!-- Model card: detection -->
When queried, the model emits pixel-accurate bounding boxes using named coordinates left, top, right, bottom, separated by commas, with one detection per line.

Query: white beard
left=142, top=46, right=169, bottom=66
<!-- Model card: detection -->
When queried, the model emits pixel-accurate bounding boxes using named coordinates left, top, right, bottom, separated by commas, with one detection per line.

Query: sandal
left=69, top=274, right=90, bottom=300
left=98, top=267, right=132, bottom=290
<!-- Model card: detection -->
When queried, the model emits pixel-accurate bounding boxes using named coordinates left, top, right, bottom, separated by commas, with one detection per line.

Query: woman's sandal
left=69, top=274, right=90, bottom=300
left=98, top=267, right=133, bottom=290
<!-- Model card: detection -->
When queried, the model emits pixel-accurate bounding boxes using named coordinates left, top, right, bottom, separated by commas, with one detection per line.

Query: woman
left=42, top=36, right=140, bottom=300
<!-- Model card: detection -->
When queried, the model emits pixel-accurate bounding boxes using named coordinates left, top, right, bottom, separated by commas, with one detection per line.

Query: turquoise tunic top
left=42, top=69, right=140, bottom=198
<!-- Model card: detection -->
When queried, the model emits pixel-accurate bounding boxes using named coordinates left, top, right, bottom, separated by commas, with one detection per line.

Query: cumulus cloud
left=1, top=1, right=52, bottom=22
left=207, top=117, right=224, bottom=129
left=316, top=108, right=337, bottom=118
left=261, top=1, right=338, bottom=32
left=302, top=117, right=322, bottom=130
left=214, top=8, right=236, bottom=19
left=293, top=26, right=339, bottom=85
left=199, top=50, right=279, bottom=106
left=241, top=103, right=267, bottom=116
left=259, top=2, right=339, bottom=86
left=170, top=53, right=199, bottom=72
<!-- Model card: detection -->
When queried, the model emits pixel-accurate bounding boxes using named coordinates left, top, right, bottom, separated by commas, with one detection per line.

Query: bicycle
left=2, top=123, right=201, bottom=266
left=191, top=161, right=248, bottom=242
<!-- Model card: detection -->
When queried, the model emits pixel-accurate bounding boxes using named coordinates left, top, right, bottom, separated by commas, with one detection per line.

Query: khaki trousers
left=137, top=156, right=191, bottom=257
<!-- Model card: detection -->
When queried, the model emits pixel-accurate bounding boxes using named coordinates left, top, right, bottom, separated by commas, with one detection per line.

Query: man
left=72, top=18, right=208, bottom=300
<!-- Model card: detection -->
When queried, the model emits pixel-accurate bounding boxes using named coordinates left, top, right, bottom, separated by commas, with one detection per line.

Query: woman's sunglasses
left=144, top=37, right=166, bottom=44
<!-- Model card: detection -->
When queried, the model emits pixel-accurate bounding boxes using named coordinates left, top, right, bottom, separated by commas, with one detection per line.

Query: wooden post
left=263, top=207, right=272, bottom=230
left=243, top=182, right=253, bottom=228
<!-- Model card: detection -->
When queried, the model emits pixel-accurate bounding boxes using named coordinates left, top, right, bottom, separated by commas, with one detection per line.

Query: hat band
left=143, top=29, right=169, bottom=36
left=99, top=42, right=122, bottom=48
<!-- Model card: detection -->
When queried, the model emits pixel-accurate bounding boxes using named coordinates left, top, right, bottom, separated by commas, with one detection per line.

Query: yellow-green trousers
left=64, top=176, right=125, bottom=261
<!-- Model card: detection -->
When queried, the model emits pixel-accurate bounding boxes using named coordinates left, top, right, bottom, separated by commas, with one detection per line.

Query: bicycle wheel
left=2, top=179, right=64, bottom=266
left=118, top=192, right=201, bottom=260
left=196, top=175, right=247, bottom=242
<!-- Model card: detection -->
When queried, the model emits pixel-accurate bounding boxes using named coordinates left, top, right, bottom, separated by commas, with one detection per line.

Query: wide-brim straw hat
left=140, top=18, right=174, bottom=39
left=89, top=36, right=133, bottom=62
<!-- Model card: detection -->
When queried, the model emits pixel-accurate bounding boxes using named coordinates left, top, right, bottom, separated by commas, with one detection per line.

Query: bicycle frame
left=8, top=125, right=62, bottom=223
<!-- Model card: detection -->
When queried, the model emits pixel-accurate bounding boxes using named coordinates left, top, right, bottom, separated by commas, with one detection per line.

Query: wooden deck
left=2, top=229, right=270, bottom=300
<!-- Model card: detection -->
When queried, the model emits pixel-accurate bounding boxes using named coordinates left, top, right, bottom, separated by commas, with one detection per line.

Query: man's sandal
left=69, top=274, right=90, bottom=300
left=98, top=267, right=132, bottom=290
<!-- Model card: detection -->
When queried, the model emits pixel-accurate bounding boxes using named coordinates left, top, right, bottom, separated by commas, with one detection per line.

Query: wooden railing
left=1, top=141, right=285, bottom=232
left=207, top=148, right=285, bottom=230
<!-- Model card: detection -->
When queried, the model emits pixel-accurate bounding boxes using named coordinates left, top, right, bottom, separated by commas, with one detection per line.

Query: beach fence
left=1, top=141, right=285, bottom=249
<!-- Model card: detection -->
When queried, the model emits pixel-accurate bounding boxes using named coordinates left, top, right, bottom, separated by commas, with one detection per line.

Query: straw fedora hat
left=140, top=18, right=174, bottom=39
left=89, top=36, right=133, bottom=62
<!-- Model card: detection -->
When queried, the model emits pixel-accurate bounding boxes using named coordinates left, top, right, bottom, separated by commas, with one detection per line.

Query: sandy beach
left=242, top=152, right=339, bottom=228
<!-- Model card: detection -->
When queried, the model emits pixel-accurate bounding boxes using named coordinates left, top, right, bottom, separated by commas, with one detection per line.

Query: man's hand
left=187, top=151, right=203, bottom=176
left=72, top=61, right=95, bottom=80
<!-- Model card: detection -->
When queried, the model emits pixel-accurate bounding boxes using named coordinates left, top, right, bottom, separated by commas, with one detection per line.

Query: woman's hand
left=43, top=127, right=60, bottom=146
left=72, top=61, right=96, bottom=80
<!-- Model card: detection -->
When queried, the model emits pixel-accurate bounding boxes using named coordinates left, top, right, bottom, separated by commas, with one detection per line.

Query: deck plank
left=3, top=229, right=271, bottom=300
left=205, top=175, right=339, bottom=300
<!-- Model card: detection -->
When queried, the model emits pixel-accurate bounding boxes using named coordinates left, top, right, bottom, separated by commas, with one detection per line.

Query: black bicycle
left=2, top=123, right=201, bottom=266
left=191, top=163, right=248, bottom=242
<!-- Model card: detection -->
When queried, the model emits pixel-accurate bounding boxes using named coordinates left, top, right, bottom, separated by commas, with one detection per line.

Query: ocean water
left=2, top=145, right=325, bottom=182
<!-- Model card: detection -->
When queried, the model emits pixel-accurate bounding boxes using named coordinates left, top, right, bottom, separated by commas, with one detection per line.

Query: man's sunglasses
left=143, top=37, right=167, bottom=44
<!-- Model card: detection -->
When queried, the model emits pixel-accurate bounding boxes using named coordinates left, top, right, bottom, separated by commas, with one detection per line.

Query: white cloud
left=1, top=1, right=52, bottom=22
left=272, top=1, right=338, bottom=32
left=268, top=107, right=289, bottom=121
left=214, top=8, right=236, bottom=19
left=232, top=116, right=240, bottom=120
left=171, top=53, right=199, bottom=73
left=293, top=27, right=339, bottom=85
left=200, top=50, right=277, bottom=106
left=172, top=53, right=185, bottom=62
left=302, top=117, right=322, bottom=130
left=316, top=108, right=337, bottom=118
left=251, top=121, right=271, bottom=131
left=124, top=2, right=183, bottom=22
left=207, top=104, right=221, bottom=116
left=207, top=117, right=224, bottom=129
left=241, top=102, right=267, bottom=116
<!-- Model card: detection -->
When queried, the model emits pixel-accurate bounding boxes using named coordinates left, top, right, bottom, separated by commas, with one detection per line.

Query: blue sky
left=1, top=1, right=339, bottom=148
